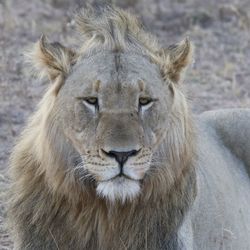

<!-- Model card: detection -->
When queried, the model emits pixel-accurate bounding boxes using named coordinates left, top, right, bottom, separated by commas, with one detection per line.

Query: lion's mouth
left=99, top=173, right=142, bottom=183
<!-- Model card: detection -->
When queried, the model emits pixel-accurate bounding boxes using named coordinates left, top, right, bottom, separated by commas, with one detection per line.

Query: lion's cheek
left=124, top=165, right=150, bottom=180
left=63, top=128, right=91, bottom=155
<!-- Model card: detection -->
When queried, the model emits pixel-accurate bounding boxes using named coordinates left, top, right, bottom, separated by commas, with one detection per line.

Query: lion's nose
left=102, top=149, right=140, bottom=167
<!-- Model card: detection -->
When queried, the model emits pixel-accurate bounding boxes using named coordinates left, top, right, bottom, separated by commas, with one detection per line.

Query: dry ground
left=0, top=0, right=250, bottom=248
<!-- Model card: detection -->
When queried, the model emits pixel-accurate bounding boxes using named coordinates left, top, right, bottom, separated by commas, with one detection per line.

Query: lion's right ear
left=27, top=35, right=77, bottom=82
left=157, top=38, right=193, bottom=84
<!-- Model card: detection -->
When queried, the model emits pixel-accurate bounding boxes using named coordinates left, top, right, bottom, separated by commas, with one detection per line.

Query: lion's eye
left=139, top=97, right=153, bottom=106
left=84, top=97, right=98, bottom=106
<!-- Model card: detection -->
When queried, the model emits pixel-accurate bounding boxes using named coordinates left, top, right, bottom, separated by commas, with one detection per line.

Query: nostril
left=101, top=149, right=141, bottom=166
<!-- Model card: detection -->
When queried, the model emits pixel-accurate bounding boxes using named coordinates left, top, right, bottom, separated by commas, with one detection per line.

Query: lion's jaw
left=96, top=177, right=141, bottom=203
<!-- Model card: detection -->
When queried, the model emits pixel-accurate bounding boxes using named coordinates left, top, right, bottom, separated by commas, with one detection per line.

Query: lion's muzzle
left=101, top=148, right=141, bottom=176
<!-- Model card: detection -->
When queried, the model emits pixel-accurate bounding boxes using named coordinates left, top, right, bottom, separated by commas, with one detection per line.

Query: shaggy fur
left=7, top=5, right=250, bottom=250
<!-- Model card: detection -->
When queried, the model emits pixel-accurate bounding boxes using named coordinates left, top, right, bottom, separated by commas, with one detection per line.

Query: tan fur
left=26, top=35, right=77, bottom=82
left=8, top=6, right=196, bottom=250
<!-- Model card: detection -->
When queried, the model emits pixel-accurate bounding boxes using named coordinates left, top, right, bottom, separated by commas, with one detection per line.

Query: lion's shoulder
left=197, top=108, right=250, bottom=176
left=191, top=109, right=250, bottom=249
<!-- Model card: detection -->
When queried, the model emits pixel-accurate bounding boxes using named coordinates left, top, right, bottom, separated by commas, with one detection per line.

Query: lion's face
left=30, top=13, right=191, bottom=202
left=56, top=52, right=173, bottom=202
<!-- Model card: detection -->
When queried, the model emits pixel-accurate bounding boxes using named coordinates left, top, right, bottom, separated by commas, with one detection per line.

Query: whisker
left=79, top=173, right=96, bottom=183
left=66, top=163, right=84, bottom=175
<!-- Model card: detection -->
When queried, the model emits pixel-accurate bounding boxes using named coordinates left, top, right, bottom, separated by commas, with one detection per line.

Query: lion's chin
left=96, top=177, right=141, bottom=203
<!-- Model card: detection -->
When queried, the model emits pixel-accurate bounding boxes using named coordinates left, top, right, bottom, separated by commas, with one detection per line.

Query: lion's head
left=26, top=6, right=193, bottom=204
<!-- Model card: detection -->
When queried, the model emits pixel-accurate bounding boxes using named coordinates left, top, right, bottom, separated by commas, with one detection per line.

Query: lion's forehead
left=67, top=51, right=163, bottom=91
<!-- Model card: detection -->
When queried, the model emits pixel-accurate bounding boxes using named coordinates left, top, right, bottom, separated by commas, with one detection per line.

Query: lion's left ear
left=27, top=35, right=77, bottom=82
left=158, top=38, right=193, bottom=83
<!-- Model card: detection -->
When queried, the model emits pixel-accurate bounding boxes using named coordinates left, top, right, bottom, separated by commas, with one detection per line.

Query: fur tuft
left=75, top=6, right=159, bottom=55
left=96, top=178, right=141, bottom=203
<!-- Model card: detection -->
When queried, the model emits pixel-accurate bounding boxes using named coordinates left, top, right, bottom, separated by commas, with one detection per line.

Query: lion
left=7, top=5, right=250, bottom=250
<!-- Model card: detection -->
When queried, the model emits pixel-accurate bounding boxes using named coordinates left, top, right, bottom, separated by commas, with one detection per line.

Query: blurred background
left=0, top=0, right=250, bottom=248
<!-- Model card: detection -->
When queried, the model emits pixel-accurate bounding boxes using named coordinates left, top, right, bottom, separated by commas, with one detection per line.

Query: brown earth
left=0, top=0, right=250, bottom=248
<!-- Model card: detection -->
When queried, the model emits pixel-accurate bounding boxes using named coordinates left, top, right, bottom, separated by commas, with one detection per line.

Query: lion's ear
left=158, top=38, right=193, bottom=83
left=27, top=35, right=77, bottom=81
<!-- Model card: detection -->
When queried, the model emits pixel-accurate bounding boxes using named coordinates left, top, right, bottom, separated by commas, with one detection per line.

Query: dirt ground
left=0, top=0, right=250, bottom=248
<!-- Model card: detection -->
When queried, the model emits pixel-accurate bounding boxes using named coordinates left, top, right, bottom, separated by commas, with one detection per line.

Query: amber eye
left=139, top=97, right=153, bottom=106
left=84, top=97, right=98, bottom=106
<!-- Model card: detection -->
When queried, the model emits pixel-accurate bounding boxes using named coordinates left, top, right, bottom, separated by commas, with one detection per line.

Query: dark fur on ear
left=158, top=38, right=193, bottom=83
left=26, top=35, right=77, bottom=81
